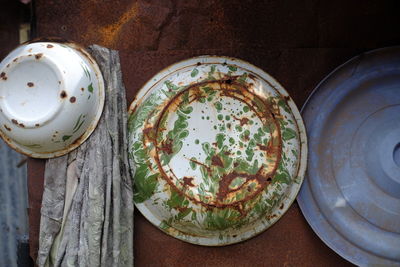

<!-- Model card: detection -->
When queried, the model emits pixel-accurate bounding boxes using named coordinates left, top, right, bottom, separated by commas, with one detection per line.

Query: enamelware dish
left=128, top=56, right=307, bottom=245
left=0, top=41, right=105, bottom=158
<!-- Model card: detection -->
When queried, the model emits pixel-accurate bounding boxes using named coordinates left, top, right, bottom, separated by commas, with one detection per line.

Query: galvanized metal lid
left=297, top=47, right=400, bottom=266
left=128, top=56, right=307, bottom=246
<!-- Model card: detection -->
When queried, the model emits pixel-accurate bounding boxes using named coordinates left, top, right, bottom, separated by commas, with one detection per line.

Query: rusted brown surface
left=142, top=78, right=282, bottom=212
left=34, top=53, right=43, bottom=60
left=27, top=158, right=45, bottom=262
left=29, top=0, right=400, bottom=265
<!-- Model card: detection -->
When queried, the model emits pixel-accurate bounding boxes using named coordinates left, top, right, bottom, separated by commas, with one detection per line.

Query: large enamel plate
left=128, top=56, right=307, bottom=246
left=297, top=47, right=400, bottom=266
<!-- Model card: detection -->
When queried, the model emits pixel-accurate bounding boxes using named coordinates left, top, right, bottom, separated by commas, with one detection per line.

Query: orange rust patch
left=144, top=78, right=283, bottom=210
left=189, top=158, right=211, bottom=173
left=233, top=115, right=249, bottom=126
left=182, top=177, right=195, bottom=187
left=211, top=155, right=224, bottom=168
left=257, top=144, right=268, bottom=151
left=35, top=53, right=43, bottom=60
left=159, top=139, right=173, bottom=154
left=69, top=133, right=85, bottom=147
left=95, top=2, right=139, bottom=47
left=216, top=167, right=268, bottom=203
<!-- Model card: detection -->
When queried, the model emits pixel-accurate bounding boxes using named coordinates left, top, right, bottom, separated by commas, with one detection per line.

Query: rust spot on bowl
left=0, top=72, right=7, bottom=80
left=19, top=123, right=25, bottom=128
left=46, top=44, right=54, bottom=48
left=13, top=58, right=18, bottom=62
left=69, top=96, right=76, bottom=103
left=35, top=53, right=43, bottom=60
left=11, top=119, right=18, bottom=125
left=35, top=123, right=40, bottom=127
left=27, top=82, right=34, bottom=87
left=4, top=125, right=11, bottom=131
left=60, top=90, right=67, bottom=98
left=81, top=87, right=84, bottom=91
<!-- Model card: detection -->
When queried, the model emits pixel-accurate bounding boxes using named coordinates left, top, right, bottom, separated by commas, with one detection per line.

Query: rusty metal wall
left=29, top=0, right=400, bottom=265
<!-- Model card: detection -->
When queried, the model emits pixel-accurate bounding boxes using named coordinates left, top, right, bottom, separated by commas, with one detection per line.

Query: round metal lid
left=297, top=47, right=400, bottom=266
left=128, top=56, right=307, bottom=246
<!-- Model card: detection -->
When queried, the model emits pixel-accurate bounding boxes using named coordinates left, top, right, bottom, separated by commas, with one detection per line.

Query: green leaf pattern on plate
left=128, top=62, right=302, bottom=244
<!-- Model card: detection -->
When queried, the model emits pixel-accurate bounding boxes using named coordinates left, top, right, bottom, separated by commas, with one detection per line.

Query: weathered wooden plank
left=37, top=45, right=134, bottom=267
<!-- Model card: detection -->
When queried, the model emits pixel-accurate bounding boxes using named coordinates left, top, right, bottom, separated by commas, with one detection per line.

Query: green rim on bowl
left=128, top=56, right=307, bottom=246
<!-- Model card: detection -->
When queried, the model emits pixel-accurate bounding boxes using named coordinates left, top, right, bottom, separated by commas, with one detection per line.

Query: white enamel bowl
left=0, top=41, right=105, bottom=158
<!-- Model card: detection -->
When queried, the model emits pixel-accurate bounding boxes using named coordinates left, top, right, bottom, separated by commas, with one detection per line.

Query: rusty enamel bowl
left=0, top=41, right=105, bottom=158
left=128, top=56, right=307, bottom=246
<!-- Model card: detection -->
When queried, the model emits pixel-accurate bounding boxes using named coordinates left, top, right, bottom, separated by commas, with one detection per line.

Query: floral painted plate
left=128, top=56, right=307, bottom=246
